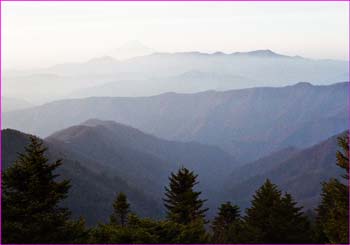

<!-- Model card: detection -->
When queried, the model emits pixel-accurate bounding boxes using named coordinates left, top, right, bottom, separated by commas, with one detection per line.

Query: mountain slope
left=46, top=119, right=239, bottom=217
left=2, top=97, right=34, bottom=112
left=225, top=131, right=347, bottom=209
left=3, top=50, right=348, bottom=104
left=4, top=82, right=348, bottom=162
left=67, top=71, right=255, bottom=98
left=2, top=129, right=163, bottom=225
left=43, top=50, right=349, bottom=84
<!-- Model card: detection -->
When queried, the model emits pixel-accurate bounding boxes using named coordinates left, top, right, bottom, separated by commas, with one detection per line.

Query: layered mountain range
left=3, top=82, right=348, bottom=162
left=2, top=119, right=239, bottom=224
left=2, top=49, right=348, bottom=226
left=3, top=122, right=346, bottom=225
left=2, top=128, right=162, bottom=225
left=3, top=50, right=348, bottom=103
left=225, top=132, right=346, bottom=209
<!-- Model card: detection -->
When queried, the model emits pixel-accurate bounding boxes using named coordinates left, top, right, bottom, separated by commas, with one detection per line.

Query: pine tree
left=163, top=167, right=208, bottom=224
left=317, top=133, right=349, bottom=244
left=110, top=192, right=131, bottom=227
left=2, top=136, right=79, bottom=243
left=336, top=133, right=349, bottom=179
left=211, top=202, right=241, bottom=243
left=244, top=179, right=311, bottom=243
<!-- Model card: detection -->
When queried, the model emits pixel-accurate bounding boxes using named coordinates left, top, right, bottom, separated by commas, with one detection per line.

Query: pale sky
left=2, top=1, right=349, bottom=70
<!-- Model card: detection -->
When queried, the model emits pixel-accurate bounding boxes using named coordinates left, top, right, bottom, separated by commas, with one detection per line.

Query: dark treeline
left=2, top=134, right=349, bottom=244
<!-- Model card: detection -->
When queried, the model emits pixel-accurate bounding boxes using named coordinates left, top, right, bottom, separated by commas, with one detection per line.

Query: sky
left=2, top=1, right=349, bottom=70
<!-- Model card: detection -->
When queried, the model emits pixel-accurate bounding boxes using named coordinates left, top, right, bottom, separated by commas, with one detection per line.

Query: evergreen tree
left=336, top=133, right=349, bottom=179
left=244, top=179, right=311, bottom=243
left=163, top=167, right=208, bottom=224
left=211, top=202, right=242, bottom=243
left=89, top=213, right=209, bottom=244
left=317, top=133, right=349, bottom=244
left=110, top=192, right=131, bottom=227
left=2, top=136, right=83, bottom=243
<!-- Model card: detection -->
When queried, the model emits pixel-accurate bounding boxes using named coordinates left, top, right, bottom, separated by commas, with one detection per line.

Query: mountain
left=2, top=118, right=239, bottom=219
left=67, top=71, right=255, bottom=98
left=4, top=82, right=348, bottom=162
left=2, top=97, right=34, bottom=112
left=112, top=50, right=348, bottom=84
left=232, top=49, right=288, bottom=58
left=3, top=50, right=348, bottom=104
left=225, top=131, right=347, bottom=210
left=109, top=40, right=155, bottom=60
left=2, top=73, right=90, bottom=104
left=46, top=119, right=239, bottom=217
left=3, top=127, right=346, bottom=226
left=2, top=129, right=163, bottom=225
left=227, top=146, right=300, bottom=186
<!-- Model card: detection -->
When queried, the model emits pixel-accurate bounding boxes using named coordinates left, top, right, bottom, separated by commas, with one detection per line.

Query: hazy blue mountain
left=3, top=119, right=238, bottom=223
left=67, top=70, right=255, bottom=98
left=225, top=131, right=347, bottom=210
left=227, top=146, right=300, bottom=185
left=3, top=50, right=348, bottom=103
left=2, top=70, right=137, bottom=105
left=107, top=50, right=348, bottom=85
left=2, top=129, right=163, bottom=225
left=46, top=119, right=239, bottom=217
left=2, top=97, right=34, bottom=112
left=3, top=127, right=346, bottom=225
left=109, top=40, right=155, bottom=60
left=4, top=82, right=347, bottom=162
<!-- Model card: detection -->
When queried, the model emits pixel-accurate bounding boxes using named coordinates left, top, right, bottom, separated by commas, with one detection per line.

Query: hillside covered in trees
left=2, top=130, right=349, bottom=243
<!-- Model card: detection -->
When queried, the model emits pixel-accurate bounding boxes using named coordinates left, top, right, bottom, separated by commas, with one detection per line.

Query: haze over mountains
left=2, top=123, right=346, bottom=224
left=2, top=46, right=348, bottom=227
left=2, top=47, right=348, bottom=104
left=225, top=132, right=346, bottom=209
left=3, top=81, right=348, bottom=162
left=2, top=118, right=239, bottom=223
left=2, top=128, right=163, bottom=225
left=109, top=40, right=155, bottom=60
left=2, top=97, right=34, bottom=112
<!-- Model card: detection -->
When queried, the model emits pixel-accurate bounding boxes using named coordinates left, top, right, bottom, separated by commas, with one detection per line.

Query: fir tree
left=211, top=202, right=241, bottom=243
left=317, top=133, right=349, bottom=244
left=336, top=132, right=349, bottom=179
left=2, top=136, right=82, bottom=243
left=110, top=192, right=131, bottom=227
left=244, top=179, right=311, bottom=243
left=163, top=167, right=208, bottom=224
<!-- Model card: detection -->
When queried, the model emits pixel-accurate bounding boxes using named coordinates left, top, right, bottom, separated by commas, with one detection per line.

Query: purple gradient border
left=0, top=0, right=349, bottom=245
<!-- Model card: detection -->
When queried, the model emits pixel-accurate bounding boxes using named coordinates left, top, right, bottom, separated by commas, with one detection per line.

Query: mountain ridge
left=4, top=82, right=347, bottom=163
left=45, top=119, right=240, bottom=217
left=226, top=131, right=347, bottom=209
left=1, top=128, right=164, bottom=225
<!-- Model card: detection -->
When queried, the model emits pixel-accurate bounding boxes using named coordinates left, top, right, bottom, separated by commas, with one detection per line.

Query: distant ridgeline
left=3, top=82, right=348, bottom=163
left=2, top=79, right=349, bottom=243
left=3, top=49, right=348, bottom=103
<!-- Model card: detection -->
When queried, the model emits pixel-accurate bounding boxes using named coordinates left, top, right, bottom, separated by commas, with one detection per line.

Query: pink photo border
left=0, top=0, right=348, bottom=244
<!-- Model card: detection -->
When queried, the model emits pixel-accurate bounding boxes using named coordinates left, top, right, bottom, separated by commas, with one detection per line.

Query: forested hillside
left=2, top=131, right=348, bottom=243
left=226, top=132, right=346, bottom=209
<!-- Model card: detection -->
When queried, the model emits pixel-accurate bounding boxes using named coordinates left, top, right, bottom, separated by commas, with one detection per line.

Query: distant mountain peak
left=152, top=49, right=290, bottom=58
left=212, top=51, right=225, bottom=55
left=83, top=118, right=118, bottom=127
left=86, top=56, right=117, bottom=64
left=110, top=41, right=155, bottom=60
left=294, top=81, right=313, bottom=87
left=232, top=49, right=286, bottom=57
